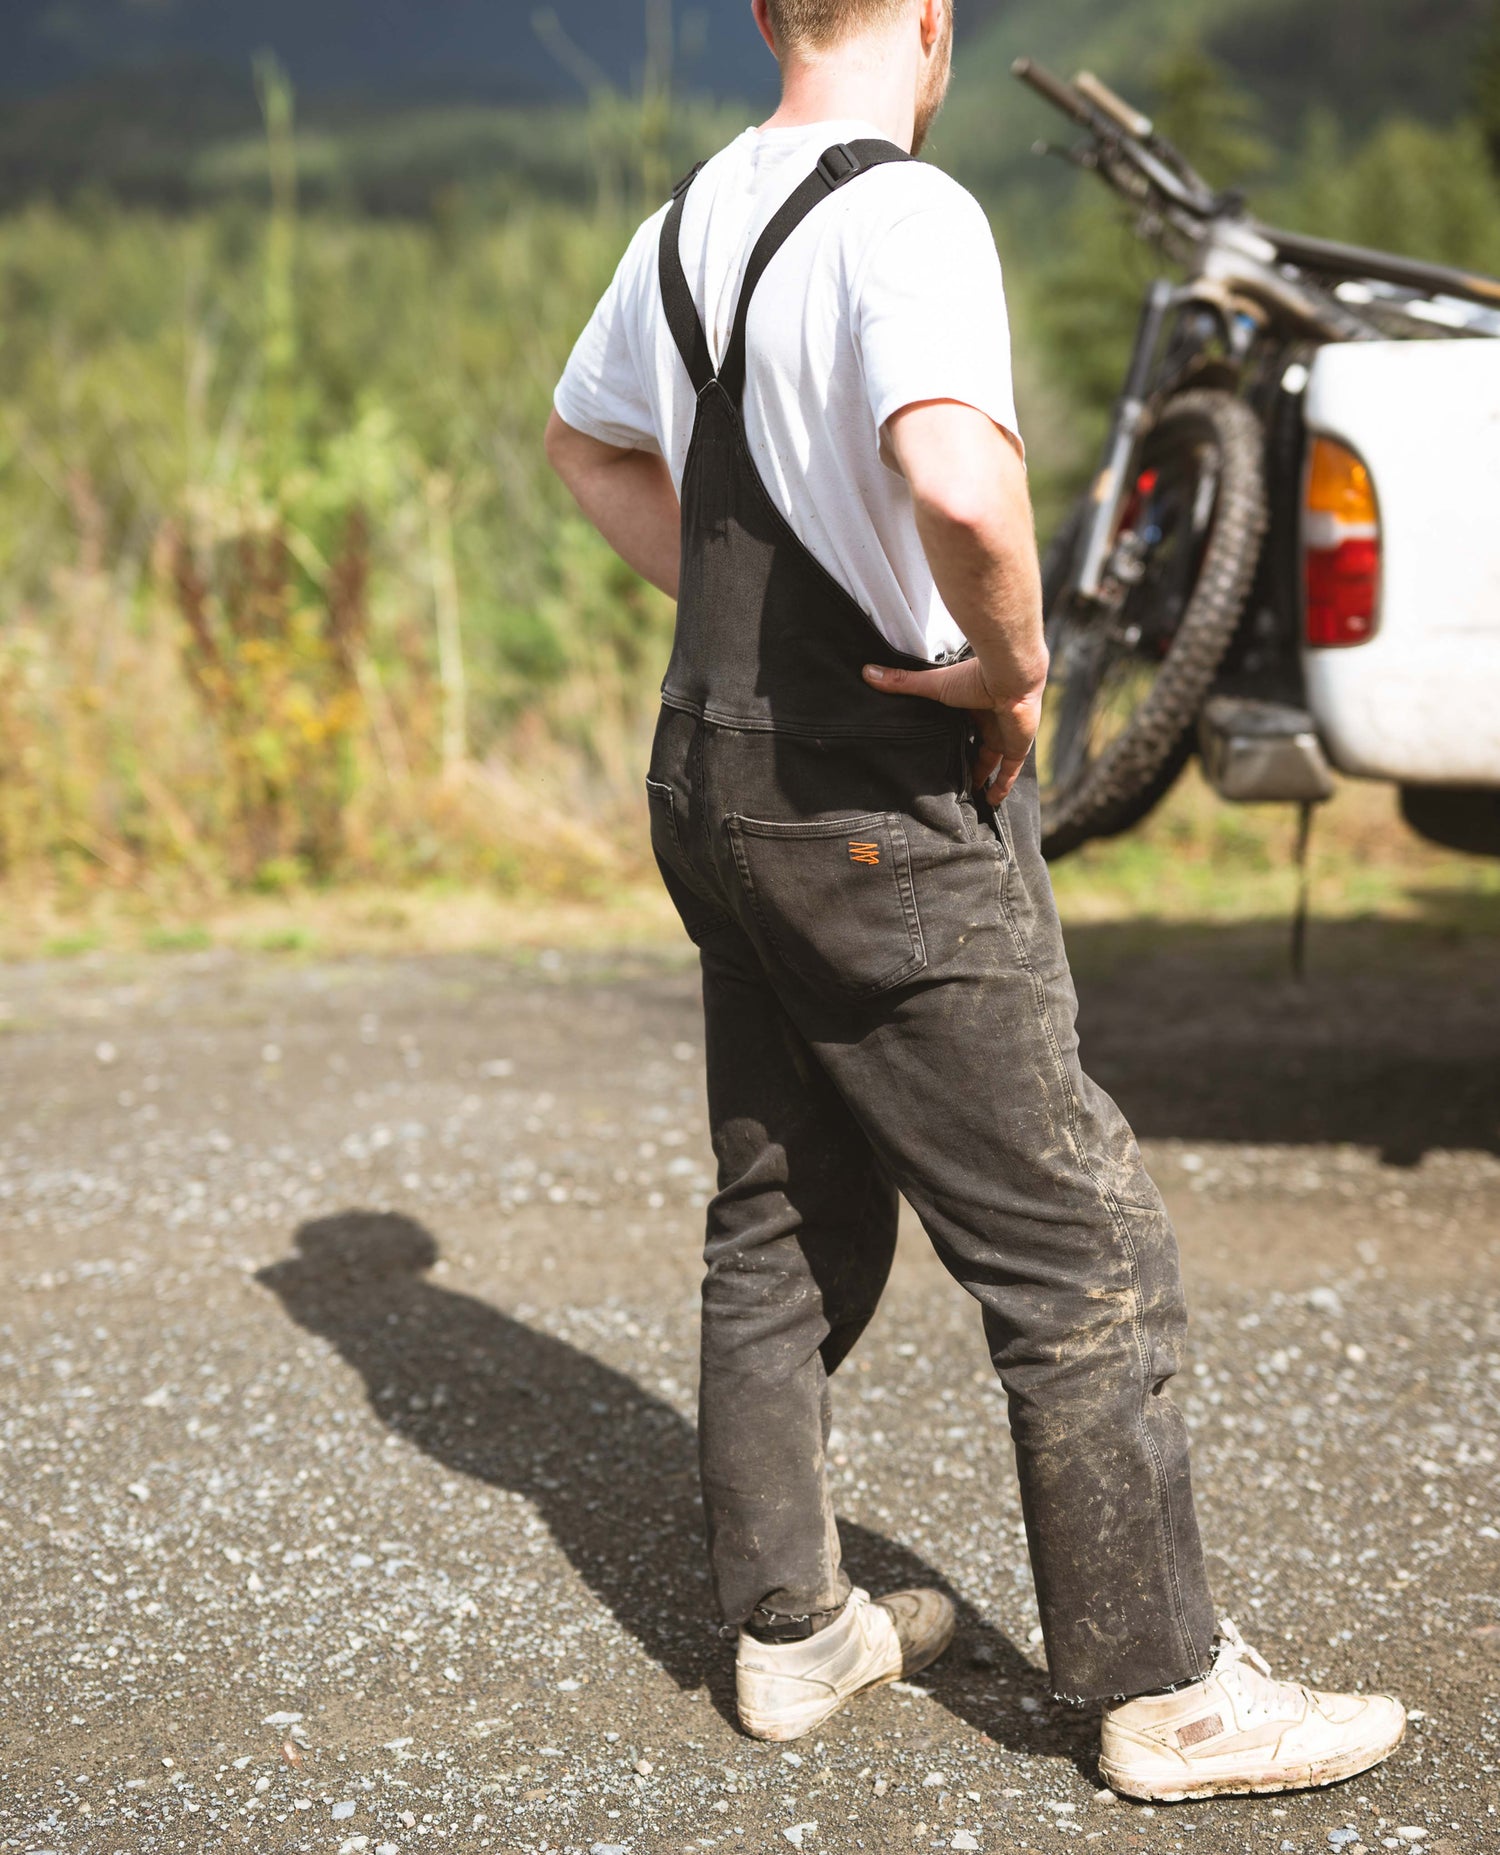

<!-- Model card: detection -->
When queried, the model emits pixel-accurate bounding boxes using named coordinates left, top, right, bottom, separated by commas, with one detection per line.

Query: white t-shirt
left=553, top=118, right=1021, bottom=662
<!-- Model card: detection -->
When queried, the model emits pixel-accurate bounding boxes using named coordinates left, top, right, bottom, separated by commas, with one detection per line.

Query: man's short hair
left=764, top=0, right=914, bottom=52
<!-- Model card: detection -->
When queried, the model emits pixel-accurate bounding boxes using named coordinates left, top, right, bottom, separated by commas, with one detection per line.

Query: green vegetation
left=0, top=61, right=696, bottom=902
left=2, top=22, right=1500, bottom=922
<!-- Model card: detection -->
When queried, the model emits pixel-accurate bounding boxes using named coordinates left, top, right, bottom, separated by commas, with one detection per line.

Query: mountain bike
left=1015, top=59, right=1500, bottom=858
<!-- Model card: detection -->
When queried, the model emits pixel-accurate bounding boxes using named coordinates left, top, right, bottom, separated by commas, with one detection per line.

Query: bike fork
left=1076, top=278, right=1176, bottom=601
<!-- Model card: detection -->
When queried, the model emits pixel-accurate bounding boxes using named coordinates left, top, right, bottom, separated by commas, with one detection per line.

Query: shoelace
left=1212, top=1617, right=1295, bottom=1724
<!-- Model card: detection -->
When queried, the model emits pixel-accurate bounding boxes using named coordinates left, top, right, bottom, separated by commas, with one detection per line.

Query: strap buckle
left=816, top=143, right=861, bottom=189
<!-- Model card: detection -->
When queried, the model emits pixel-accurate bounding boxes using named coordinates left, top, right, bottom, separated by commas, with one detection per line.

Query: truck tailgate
left=1301, top=339, right=1500, bottom=785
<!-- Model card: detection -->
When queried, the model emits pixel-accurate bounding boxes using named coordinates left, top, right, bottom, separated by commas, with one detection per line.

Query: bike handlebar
left=1012, top=57, right=1215, bottom=220
left=1072, top=71, right=1153, bottom=140
left=1010, top=51, right=1500, bottom=327
left=1010, top=57, right=1094, bottom=130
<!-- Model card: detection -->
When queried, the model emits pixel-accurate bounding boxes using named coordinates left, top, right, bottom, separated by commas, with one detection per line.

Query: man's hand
left=863, top=399, right=1046, bottom=802
left=863, top=656, right=1044, bottom=801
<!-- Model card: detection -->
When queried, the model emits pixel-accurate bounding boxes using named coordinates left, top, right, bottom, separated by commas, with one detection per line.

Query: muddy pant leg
left=697, top=923, right=900, bottom=1632
left=781, top=778, right=1216, bottom=1700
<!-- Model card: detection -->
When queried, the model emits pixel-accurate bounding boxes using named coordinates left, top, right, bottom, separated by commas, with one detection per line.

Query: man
left=546, top=0, right=1407, bottom=1803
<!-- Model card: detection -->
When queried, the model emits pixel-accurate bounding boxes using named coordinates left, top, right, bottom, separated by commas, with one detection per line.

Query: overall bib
left=648, top=142, right=1216, bottom=1702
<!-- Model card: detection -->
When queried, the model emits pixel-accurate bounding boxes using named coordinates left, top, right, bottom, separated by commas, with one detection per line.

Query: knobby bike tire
left=1040, top=389, right=1269, bottom=861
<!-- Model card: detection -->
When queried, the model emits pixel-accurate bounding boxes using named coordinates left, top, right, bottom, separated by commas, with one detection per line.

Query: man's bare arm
left=863, top=399, right=1046, bottom=800
left=544, top=411, right=682, bottom=599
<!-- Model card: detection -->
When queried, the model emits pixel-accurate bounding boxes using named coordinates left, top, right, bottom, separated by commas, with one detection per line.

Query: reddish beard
left=912, top=5, right=954, bottom=157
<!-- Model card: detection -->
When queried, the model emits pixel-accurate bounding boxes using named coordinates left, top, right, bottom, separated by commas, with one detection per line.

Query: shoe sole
left=1100, top=1718, right=1407, bottom=1804
left=738, top=1607, right=958, bottom=1743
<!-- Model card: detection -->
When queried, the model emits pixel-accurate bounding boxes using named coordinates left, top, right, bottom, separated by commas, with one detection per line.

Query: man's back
left=554, top=119, right=1020, bottom=661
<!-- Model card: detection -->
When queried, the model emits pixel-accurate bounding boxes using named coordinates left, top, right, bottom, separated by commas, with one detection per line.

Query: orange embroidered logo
left=848, top=840, right=881, bottom=867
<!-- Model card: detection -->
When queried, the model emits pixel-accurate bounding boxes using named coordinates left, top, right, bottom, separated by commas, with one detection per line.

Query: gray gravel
left=1, top=923, right=1497, bottom=1855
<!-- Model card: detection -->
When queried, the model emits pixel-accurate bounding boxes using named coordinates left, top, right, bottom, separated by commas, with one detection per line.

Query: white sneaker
left=1100, top=1619, right=1407, bottom=1802
left=736, top=1585, right=956, bottom=1742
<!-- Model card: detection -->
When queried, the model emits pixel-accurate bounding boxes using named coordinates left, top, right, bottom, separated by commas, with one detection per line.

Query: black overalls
left=647, top=142, right=1216, bottom=1703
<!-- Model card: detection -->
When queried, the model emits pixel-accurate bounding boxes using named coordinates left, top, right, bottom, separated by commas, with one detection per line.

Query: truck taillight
left=1304, top=436, right=1381, bottom=647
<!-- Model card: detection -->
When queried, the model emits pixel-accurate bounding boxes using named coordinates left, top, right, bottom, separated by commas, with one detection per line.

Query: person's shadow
left=258, top=1209, right=1096, bottom=1773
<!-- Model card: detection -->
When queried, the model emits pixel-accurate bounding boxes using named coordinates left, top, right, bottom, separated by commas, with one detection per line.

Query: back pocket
left=646, top=778, right=686, bottom=863
left=726, top=811, right=927, bottom=998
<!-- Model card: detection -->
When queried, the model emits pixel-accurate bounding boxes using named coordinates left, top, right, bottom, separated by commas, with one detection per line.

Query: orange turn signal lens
left=1305, top=436, right=1376, bottom=524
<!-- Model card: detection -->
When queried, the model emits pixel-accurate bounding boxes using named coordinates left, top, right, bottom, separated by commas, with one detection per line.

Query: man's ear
left=751, top=0, right=777, bottom=57
left=920, top=0, right=944, bottom=52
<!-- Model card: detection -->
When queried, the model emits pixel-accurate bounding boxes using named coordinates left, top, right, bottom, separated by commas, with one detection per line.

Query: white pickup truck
left=1196, top=336, right=1500, bottom=857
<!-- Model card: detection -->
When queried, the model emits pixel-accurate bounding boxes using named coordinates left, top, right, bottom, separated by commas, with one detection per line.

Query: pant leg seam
left=991, top=849, right=1198, bottom=1677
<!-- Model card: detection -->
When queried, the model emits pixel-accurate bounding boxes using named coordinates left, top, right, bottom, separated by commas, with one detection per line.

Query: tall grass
left=0, top=118, right=678, bottom=898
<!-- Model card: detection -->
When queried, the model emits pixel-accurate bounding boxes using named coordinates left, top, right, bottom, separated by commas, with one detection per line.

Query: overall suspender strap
left=717, top=140, right=912, bottom=407
left=658, top=139, right=913, bottom=404
left=659, top=160, right=715, bottom=395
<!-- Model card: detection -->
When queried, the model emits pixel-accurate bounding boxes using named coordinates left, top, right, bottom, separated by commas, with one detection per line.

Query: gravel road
left=2, top=919, right=1497, bottom=1855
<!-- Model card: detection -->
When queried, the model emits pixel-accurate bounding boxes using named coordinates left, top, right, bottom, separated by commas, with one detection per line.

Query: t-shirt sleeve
left=854, top=188, right=1023, bottom=458
left=553, top=215, right=663, bottom=454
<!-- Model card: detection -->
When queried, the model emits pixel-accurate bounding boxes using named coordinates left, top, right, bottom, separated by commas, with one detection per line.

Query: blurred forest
left=3, top=0, right=1500, bottom=913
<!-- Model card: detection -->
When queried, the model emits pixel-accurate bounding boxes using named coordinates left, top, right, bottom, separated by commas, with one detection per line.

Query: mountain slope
left=1, top=0, right=778, bottom=103
left=0, top=0, right=1491, bottom=214
left=6, top=0, right=1489, bottom=124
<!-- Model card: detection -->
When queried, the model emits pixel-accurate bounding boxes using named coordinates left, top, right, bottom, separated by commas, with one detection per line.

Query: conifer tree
left=1476, top=2, right=1500, bottom=178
